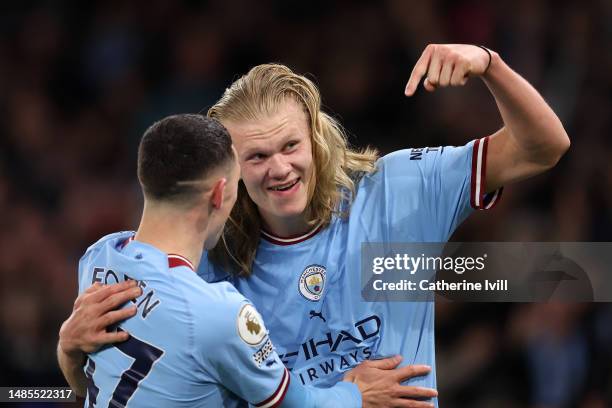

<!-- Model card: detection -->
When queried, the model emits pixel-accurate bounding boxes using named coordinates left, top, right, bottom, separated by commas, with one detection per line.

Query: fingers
left=423, top=78, right=437, bottom=92
left=362, top=355, right=403, bottom=370
left=99, top=286, right=142, bottom=314
left=81, top=306, right=137, bottom=352
left=74, top=282, right=104, bottom=309
left=394, top=385, right=438, bottom=399
left=438, top=60, right=454, bottom=87
left=406, top=44, right=477, bottom=96
left=98, top=329, right=131, bottom=345
left=101, top=306, right=138, bottom=328
left=425, top=51, right=442, bottom=88
left=89, top=279, right=139, bottom=303
left=405, top=46, right=433, bottom=96
left=394, top=364, right=432, bottom=382
left=84, top=282, right=103, bottom=294
left=450, top=63, right=469, bottom=86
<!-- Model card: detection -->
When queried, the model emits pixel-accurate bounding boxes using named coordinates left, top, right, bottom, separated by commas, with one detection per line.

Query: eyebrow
left=241, top=134, right=297, bottom=160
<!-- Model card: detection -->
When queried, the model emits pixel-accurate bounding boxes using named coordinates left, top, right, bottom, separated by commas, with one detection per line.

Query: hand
left=59, top=280, right=142, bottom=357
left=405, top=44, right=493, bottom=96
left=343, top=355, right=437, bottom=408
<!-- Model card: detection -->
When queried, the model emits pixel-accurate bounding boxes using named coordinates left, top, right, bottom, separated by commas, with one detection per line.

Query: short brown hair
left=138, top=114, right=233, bottom=203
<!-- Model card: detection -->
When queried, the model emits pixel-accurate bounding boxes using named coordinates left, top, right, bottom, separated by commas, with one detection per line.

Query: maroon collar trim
left=120, top=236, right=194, bottom=271
left=260, top=223, right=323, bottom=246
left=168, top=254, right=195, bottom=271
left=119, top=235, right=135, bottom=249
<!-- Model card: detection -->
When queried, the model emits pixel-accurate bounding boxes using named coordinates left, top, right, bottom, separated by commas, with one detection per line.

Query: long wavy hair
left=208, top=64, right=378, bottom=276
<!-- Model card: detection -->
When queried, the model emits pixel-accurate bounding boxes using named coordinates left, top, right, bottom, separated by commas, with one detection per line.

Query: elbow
left=541, top=129, right=570, bottom=170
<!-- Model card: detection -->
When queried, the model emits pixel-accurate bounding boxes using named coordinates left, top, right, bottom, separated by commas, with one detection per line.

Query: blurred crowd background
left=0, top=0, right=610, bottom=407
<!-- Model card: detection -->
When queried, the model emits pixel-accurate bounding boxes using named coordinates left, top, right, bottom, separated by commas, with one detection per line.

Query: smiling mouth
left=268, top=178, right=300, bottom=192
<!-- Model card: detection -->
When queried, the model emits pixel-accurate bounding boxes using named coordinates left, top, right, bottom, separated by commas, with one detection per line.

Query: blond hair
left=208, top=64, right=378, bottom=276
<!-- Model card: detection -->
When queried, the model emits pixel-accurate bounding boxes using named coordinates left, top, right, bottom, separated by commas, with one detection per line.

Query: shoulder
left=80, top=231, right=135, bottom=261
left=78, top=231, right=135, bottom=277
left=77, top=231, right=136, bottom=292
left=361, top=144, right=474, bottom=182
left=192, top=284, right=269, bottom=356
left=189, top=280, right=249, bottom=334
left=193, top=279, right=245, bottom=306
left=379, top=145, right=465, bottom=166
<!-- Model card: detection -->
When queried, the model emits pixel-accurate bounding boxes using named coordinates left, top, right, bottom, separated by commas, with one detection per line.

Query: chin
left=273, top=201, right=308, bottom=217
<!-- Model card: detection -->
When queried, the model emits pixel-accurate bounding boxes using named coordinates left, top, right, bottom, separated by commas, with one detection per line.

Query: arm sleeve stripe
left=472, top=137, right=484, bottom=208
left=470, top=136, right=503, bottom=210
left=254, top=367, right=290, bottom=408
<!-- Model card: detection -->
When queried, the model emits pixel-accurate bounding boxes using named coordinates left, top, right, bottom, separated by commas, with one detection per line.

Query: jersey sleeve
left=195, top=298, right=290, bottom=407
left=369, top=136, right=502, bottom=241
left=77, top=232, right=135, bottom=295
left=280, top=375, right=361, bottom=408
left=194, top=297, right=361, bottom=408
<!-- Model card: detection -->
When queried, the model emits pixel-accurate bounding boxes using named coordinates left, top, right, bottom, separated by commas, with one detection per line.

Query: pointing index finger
left=405, top=47, right=433, bottom=96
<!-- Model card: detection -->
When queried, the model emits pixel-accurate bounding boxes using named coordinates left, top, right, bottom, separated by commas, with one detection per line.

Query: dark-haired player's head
left=137, top=114, right=239, bottom=249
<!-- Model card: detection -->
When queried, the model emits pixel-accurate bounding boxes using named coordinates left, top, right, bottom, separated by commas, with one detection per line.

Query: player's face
left=204, top=147, right=240, bottom=250
left=223, top=99, right=313, bottom=233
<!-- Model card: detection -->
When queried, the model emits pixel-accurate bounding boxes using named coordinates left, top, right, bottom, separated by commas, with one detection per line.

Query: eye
left=284, top=140, right=299, bottom=151
left=248, top=152, right=266, bottom=162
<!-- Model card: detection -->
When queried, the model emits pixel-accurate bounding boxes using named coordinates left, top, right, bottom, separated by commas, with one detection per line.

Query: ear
left=211, top=178, right=227, bottom=210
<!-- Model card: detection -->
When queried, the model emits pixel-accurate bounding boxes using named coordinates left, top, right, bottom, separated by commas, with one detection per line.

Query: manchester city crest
left=299, top=264, right=327, bottom=301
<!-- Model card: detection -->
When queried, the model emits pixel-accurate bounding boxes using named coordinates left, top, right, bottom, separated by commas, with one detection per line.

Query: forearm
left=482, top=52, right=570, bottom=167
left=56, top=342, right=88, bottom=398
left=279, top=374, right=361, bottom=408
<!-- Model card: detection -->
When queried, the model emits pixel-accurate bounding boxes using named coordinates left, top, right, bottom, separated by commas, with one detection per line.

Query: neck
left=260, top=210, right=312, bottom=238
left=135, top=202, right=207, bottom=270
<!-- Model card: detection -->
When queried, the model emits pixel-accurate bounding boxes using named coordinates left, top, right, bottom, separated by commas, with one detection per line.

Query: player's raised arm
left=405, top=44, right=570, bottom=192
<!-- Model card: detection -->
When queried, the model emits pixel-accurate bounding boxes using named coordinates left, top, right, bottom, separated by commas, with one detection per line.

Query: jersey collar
left=119, top=234, right=195, bottom=271
left=260, top=222, right=323, bottom=246
left=167, top=254, right=195, bottom=271
left=118, top=234, right=134, bottom=249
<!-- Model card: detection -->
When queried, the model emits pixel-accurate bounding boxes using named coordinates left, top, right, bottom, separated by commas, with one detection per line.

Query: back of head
left=138, top=114, right=233, bottom=205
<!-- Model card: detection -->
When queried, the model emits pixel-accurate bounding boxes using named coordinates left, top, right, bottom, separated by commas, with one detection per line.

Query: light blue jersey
left=199, top=138, right=501, bottom=407
left=78, top=232, right=361, bottom=407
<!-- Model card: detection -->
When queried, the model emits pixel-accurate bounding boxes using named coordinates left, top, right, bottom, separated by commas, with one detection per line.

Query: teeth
left=271, top=180, right=297, bottom=191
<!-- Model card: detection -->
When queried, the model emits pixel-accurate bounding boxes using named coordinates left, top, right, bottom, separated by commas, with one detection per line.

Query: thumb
left=365, top=355, right=402, bottom=370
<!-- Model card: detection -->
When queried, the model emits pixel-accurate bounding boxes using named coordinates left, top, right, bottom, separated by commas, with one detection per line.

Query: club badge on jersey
left=298, top=264, right=327, bottom=301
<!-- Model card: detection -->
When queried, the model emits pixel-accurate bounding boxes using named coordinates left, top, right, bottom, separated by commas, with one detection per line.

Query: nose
left=267, top=153, right=291, bottom=180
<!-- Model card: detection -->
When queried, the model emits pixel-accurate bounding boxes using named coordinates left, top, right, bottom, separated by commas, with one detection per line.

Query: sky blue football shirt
left=198, top=138, right=501, bottom=408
